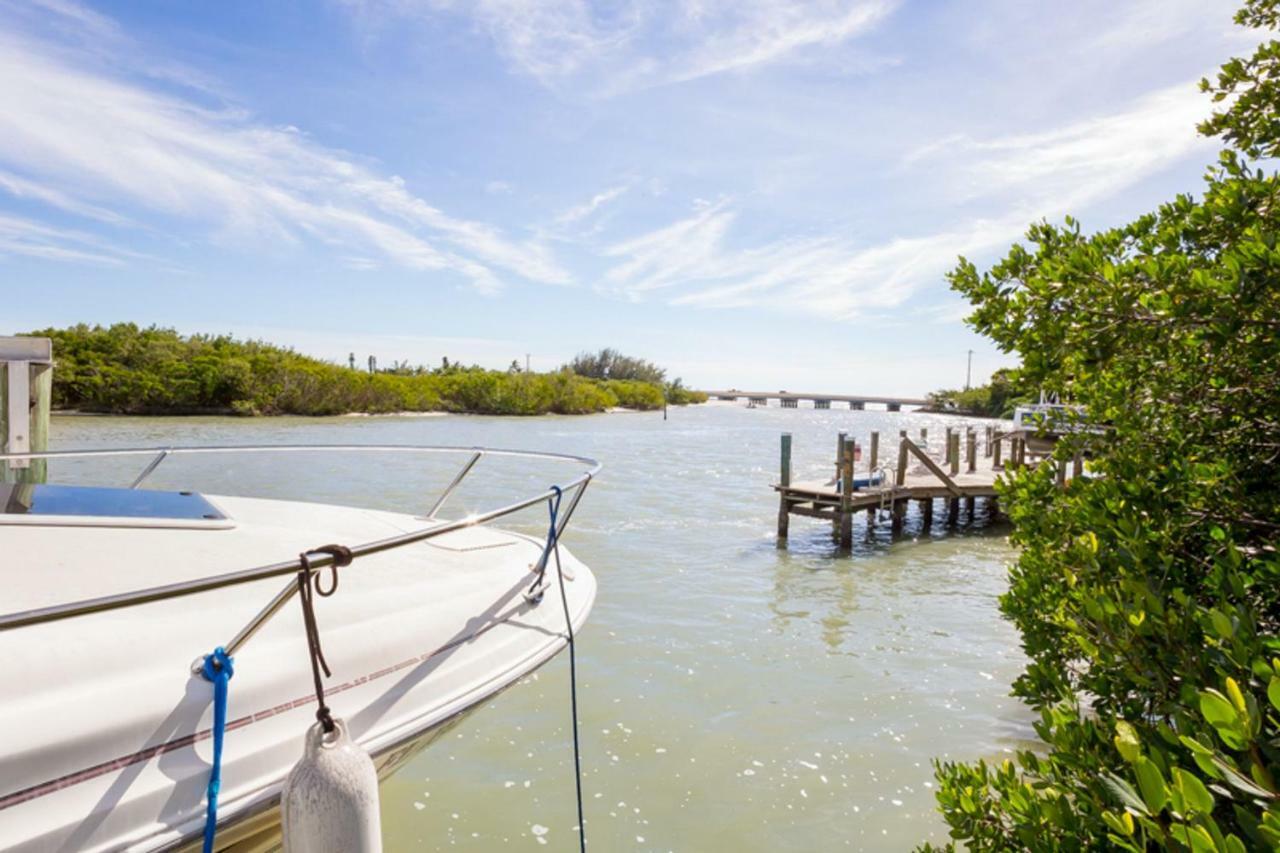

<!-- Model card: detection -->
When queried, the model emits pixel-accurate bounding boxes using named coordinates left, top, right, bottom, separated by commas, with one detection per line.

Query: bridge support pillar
left=849, top=400, right=864, bottom=410
left=886, top=402, right=901, bottom=412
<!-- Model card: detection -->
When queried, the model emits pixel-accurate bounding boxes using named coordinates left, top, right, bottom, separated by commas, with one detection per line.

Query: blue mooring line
left=199, top=647, right=234, bottom=853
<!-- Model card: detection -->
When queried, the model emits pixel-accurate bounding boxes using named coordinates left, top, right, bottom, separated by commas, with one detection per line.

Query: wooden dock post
left=893, top=434, right=908, bottom=532
left=839, top=436, right=854, bottom=548
left=835, top=431, right=847, bottom=484
left=777, top=433, right=792, bottom=541
left=984, top=426, right=994, bottom=457
left=949, top=432, right=960, bottom=477
left=966, top=429, right=977, bottom=473
left=920, top=498, right=933, bottom=528
left=993, top=433, right=1004, bottom=468
left=1, top=337, right=53, bottom=485
left=944, top=427, right=954, bottom=465
left=867, top=430, right=881, bottom=521
left=919, top=427, right=928, bottom=449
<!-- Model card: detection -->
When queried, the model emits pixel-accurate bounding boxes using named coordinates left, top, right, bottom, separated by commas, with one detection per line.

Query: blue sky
left=0, top=0, right=1253, bottom=394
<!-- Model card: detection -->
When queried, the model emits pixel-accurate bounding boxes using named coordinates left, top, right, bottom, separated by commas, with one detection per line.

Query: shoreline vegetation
left=921, top=4, right=1280, bottom=849
left=924, top=367, right=1029, bottom=419
left=30, top=325, right=707, bottom=417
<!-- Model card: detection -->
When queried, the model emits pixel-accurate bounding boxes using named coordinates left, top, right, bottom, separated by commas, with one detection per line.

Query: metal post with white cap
left=0, top=336, right=53, bottom=484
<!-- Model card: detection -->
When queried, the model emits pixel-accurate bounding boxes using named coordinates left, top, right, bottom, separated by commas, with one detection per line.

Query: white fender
left=281, top=719, right=383, bottom=853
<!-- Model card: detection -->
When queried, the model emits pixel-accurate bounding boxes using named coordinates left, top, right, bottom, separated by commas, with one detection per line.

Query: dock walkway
left=775, top=426, right=1078, bottom=548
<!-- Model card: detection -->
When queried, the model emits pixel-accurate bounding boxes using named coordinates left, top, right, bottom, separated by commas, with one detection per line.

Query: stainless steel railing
left=0, top=445, right=599, bottom=657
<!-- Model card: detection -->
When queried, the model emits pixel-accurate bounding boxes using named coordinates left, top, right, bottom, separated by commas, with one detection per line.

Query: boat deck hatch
left=0, top=484, right=226, bottom=520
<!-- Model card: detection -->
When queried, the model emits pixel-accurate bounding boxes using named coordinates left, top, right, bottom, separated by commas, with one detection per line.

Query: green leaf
left=1225, top=677, right=1248, bottom=714
left=1134, top=758, right=1169, bottom=812
left=1200, top=688, right=1247, bottom=749
left=1172, top=767, right=1215, bottom=814
left=1102, top=772, right=1151, bottom=816
left=1268, top=677, right=1280, bottom=713
left=1114, top=720, right=1142, bottom=763
left=1200, top=688, right=1239, bottom=728
left=1170, top=823, right=1218, bottom=853
left=1211, top=609, right=1234, bottom=639
left=1211, top=755, right=1278, bottom=800
left=1102, top=810, right=1135, bottom=836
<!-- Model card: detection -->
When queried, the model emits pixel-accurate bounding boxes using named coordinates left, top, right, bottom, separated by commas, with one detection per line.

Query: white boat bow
left=0, top=445, right=599, bottom=852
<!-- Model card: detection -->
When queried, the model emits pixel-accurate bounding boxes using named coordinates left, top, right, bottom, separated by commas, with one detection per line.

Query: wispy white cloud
left=0, top=212, right=143, bottom=266
left=907, top=81, right=1213, bottom=211
left=339, top=0, right=898, bottom=95
left=0, top=170, right=132, bottom=226
left=600, top=200, right=1019, bottom=319
left=602, top=79, right=1213, bottom=319
left=555, top=183, right=631, bottom=225
left=1091, top=0, right=1237, bottom=51
left=0, top=9, right=567, bottom=289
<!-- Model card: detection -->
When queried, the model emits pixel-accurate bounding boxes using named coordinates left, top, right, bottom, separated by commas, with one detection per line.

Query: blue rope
left=199, top=647, right=234, bottom=853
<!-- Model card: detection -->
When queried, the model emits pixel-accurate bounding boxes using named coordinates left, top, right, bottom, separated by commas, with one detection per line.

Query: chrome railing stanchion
left=129, top=448, right=170, bottom=489
left=427, top=450, right=483, bottom=519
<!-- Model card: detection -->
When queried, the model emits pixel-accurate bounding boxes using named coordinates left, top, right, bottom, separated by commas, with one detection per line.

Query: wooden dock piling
left=776, top=433, right=792, bottom=541
left=839, top=436, right=855, bottom=547
left=835, top=431, right=847, bottom=483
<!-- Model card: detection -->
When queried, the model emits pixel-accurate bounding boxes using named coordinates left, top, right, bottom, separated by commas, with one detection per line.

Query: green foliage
left=663, top=376, right=709, bottom=406
left=604, top=379, right=666, bottom=410
left=928, top=367, right=1030, bottom=418
left=565, top=347, right=667, bottom=384
left=33, top=324, right=669, bottom=416
left=922, top=3, right=1280, bottom=848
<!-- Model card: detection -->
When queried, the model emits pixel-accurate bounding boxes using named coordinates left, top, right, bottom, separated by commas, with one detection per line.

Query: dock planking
left=774, top=427, right=1080, bottom=549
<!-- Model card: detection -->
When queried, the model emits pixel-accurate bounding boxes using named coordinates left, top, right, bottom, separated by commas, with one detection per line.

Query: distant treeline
left=926, top=367, right=1029, bottom=418
left=30, top=325, right=706, bottom=416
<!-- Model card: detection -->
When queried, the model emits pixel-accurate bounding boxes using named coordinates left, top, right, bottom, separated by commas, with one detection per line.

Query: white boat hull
left=0, top=493, right=596, bottom=852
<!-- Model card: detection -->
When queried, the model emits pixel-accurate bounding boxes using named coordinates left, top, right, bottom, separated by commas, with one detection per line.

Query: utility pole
left=525, top=353, right=530, bottom=373
left=965, top=349, right=973, bottom=391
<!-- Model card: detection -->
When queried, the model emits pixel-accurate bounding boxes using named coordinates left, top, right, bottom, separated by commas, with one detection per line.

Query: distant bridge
left=701, top=390, right=929, bottom=412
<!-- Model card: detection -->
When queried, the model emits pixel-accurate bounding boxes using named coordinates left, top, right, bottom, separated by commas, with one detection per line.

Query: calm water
left=48, top=404, right=1032, bottom=851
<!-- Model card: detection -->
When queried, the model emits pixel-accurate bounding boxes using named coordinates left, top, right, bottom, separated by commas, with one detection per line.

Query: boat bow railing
left=0, top=444, right=600, bottom=656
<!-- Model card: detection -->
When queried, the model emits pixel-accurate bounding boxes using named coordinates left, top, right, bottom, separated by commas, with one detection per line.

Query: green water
left=49, top=404, right=1033, bottom=851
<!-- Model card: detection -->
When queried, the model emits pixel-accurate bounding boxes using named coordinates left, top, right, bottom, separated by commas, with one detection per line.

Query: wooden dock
left=774, top=426, right=1078, bottom=548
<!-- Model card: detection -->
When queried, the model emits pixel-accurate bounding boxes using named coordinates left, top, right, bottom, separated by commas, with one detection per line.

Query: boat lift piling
left=0, top=336, right=52, bottom=485
left=774, top=426, right=1086, bottom=549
